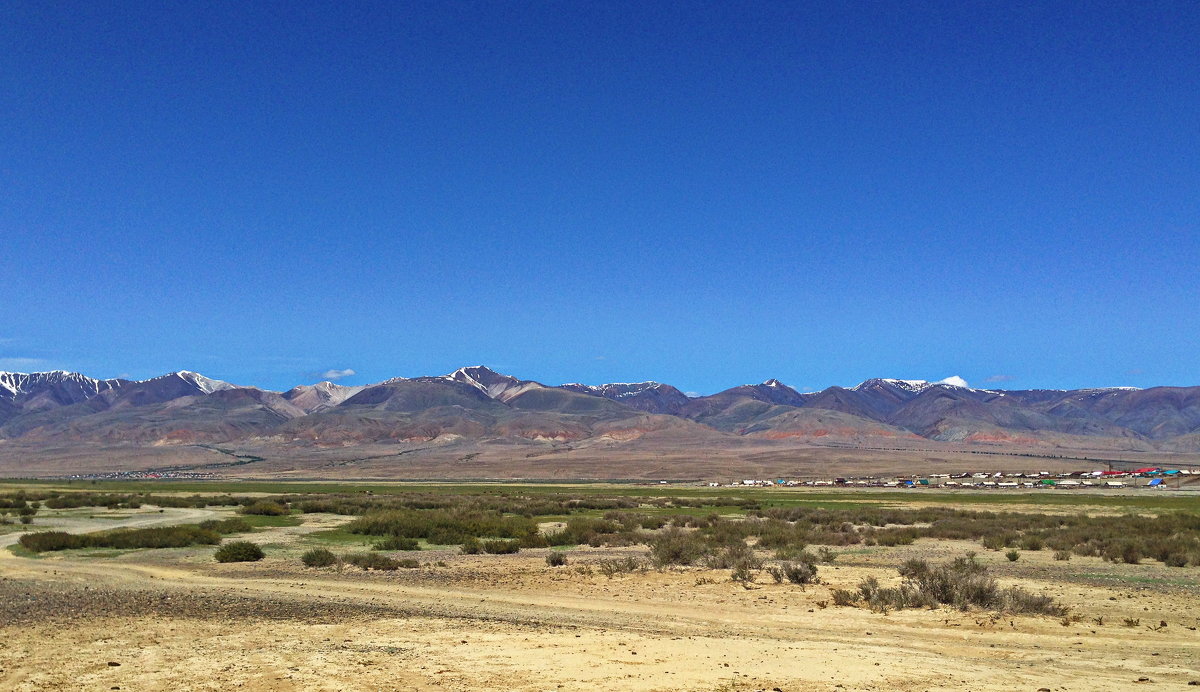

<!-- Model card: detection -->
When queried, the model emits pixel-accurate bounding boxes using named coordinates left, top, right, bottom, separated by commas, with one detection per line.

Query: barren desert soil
left=2, top=507, right=1199, bottom=691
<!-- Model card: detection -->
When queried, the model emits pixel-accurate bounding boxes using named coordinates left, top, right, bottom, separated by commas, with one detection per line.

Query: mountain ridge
left=2, top=366, right=1197, bottom=457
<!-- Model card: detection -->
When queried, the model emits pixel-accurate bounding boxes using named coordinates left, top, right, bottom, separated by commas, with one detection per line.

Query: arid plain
left=2, top=482, right=1199, bottom=691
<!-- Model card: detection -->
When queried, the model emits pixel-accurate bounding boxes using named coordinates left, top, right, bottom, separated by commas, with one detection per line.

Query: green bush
left=344, top=552, right=399, bottom=570
left=546, top=551, right=568, bottom=567
left=648, top=527, right=708, bottom=567
left=214, top=541, right=264, bottom=563
left=199, top=517, right=253, bottom=534
left=460, top=537, right=483, bottom=554
left=238, top=501, right=289, bottom=516
left=1018, top=534, right=1044, bottom=551
left=19, top=526, right=221, bottom=553
left=344, top=508, right=537, bottom=544
left=482, top=539, right=521, bottom=554
left=1005, top=549, right=1020, bottom=562
left=301, top=547, right=339, bottom=567
left=19, top=531, right=86, bottom=552
left=373, top=536, right=420, bottom=551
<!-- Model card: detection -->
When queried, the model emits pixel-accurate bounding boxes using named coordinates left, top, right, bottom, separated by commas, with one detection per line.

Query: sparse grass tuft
left=301, top=547, right=338, bottom=567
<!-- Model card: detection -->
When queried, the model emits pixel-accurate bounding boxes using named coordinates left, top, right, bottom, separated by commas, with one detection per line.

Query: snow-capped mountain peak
left=854, top=376, right=971, bottom=393
left=140, top=371, right=238, bottom=394
left=444, top=365, right=543, bottom=402
left=0, top=370, right=125, bottom=399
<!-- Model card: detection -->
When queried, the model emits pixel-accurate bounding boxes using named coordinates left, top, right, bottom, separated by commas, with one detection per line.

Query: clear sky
left=2, top=1, right=1198, bottom=394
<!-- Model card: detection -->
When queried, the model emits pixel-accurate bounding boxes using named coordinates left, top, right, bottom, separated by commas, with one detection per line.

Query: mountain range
left=2, top=367, right=1200, bottom=462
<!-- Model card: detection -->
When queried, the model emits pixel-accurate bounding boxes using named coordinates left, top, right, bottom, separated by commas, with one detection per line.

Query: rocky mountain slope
left=2, top=367, right=1199, bottom=454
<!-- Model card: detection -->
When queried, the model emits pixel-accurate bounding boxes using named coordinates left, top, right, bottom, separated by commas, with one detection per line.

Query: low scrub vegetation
left=373, top=536, right=420, bottom=551
left=214, top=540, right=264, bottom=563
left=198, top=517, right=253, bottom=534
left=301, top=547, right=339, bottom=567
left=344, top=509, right=538, bottom=546
left=344, top=552, right=400, bottom=570
left=767, top=559, right=819, bottom=585
left=833, top=555, right=1066, bottom=617
left=481, top=539, right=521, bottom=554
left=5, top=487, right=1198, bottom=574
left=596, top=556, right=646, bottom=577
left=238, top=500, right=290, bottom=516
left=19, top=525, right=220, bottom=553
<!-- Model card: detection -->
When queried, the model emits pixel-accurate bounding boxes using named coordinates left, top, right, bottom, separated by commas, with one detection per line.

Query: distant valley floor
left=2, top=437, right=1198, bottom=481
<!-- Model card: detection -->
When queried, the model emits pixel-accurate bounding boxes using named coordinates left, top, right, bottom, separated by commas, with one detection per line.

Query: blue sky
left=2, top=1, right=1197, bottom=394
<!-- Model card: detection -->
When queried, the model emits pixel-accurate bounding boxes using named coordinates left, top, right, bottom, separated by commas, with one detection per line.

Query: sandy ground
left=2, top=510, right=1200, bottom=691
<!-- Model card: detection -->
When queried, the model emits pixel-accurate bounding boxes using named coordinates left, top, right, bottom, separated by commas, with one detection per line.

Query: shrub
left=344, top=552, right=399, bottom=570
left=546, top=551, right=568, bottom=567
left=846, top=555, right=1065, bottom=617
left=19, top=531, right=86, bottom=552
left=1018, top=535, right=1044, bottom=551
left=832, top=588, right=862, bottom=606
left=482, top=539, right=520, bottom=554
left=199, top=517, right=253, bottom=534
left=1005, top=549, right=1020, bottom=562
left=20, top=526, right=221, bottom=552
left=301, top=547, right=338, bottom=567
left=1053, top=550, right=1072, bottom=561
left=816, top=547, right=838, bottom=563
left=374, top=536, right=420, bottom=551
left=344, top=508, right=537, bottom=544
left=767, top=560, right=819, bottom=586
left=704, top=541, right=760, bottom=570
left=18, top=515, right=32, bottom=525
left=597, top=556, right=645, bottom=577
left=730, top=561, right=757, bottom=584
left=648, top=527, right=707, bottom=567
left=214, top=541, right=264, bottom=563
left=238, top=501, right=289, bottom=516
left=460, top=537, right=482, bottom=554
left=395, top=558, right=420, bottom=569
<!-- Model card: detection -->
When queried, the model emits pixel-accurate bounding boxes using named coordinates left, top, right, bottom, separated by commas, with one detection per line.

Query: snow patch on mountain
left=0, top=370, right=125, bottom=399
left=138, top=371, right=239, bottom=394
left=854, top=376, right=971, bottom=393
left=444, top=366, right=544, bottom=402
left=566, top=381, right=687, bottom=400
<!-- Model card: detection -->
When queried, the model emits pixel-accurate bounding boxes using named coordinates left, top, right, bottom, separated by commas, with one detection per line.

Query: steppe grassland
left=2, top=481, right=1199, bottom=691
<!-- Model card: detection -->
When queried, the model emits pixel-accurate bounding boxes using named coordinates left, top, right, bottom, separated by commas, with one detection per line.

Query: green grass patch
left=239, top=513, right=302, bottom=528
left=6, top=544, right=40, bottom=559
left=2, top=479, right=1197, bottom=515
left=303, top=528, right=376, bottom=546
